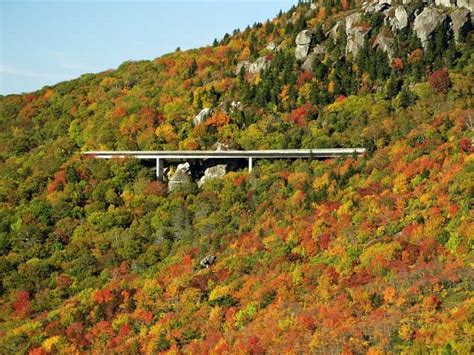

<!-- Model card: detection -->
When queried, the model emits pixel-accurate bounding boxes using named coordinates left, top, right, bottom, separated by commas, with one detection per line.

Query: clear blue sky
left=1, top=0, right=296, bottom=95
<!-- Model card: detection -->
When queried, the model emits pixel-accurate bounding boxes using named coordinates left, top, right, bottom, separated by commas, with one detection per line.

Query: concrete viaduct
left=83, top=148, right=366, bottom=180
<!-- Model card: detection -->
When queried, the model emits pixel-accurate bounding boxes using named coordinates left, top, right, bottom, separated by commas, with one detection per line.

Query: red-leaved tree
left=429, top=68, right=451, bottom=94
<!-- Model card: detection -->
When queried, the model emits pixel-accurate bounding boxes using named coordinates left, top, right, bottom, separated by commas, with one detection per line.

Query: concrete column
left=156, top=158, right=164, bottom=180
left=248, top=157, right=253, bottom=172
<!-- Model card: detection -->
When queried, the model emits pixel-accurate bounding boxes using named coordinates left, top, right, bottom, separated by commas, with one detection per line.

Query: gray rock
left=213, top=142, right=229, bottom=151
left=230, top=101, right=242, bottom=112
left=295, top=30, right=315, bottom=60
left=313, top=44, right=327, bottom=55
left=346, top=12, right=363, bottom=34
left=375, top=2, right=391, bottom=12
left=236, top=61, right=251, bottom=75
left=168, top=162, right=191, bottom=192
left=200, top=255, right=217, bottom=268
left=326, top=21, right=341, bottom=44
left=348, top=27, right=371, bottom=57
left=373, top=32, right=396, bottom=60
left=390, top=5, right=409, bottom=30
left=435, top=0, right=456, bottom=7
left=266, top=42, right=277, bottom=51
left=300, top=45, right=326, bottom=72
left=345, top=13, right=370, bottom=57
left=413, top=7, right=447, bottom=49
left=451, top=7, right=471, bottom=41
left=198, top=165, right=226, bottom=188
left=248, top=57, right=271, bottom=74
left=295, top=44, right=312, bottom=60
left=193, top=108, right=212, bottom=126
left=301, top=52, right=318, bottom=72
left=364, top=5, right=377, bottom=14
left=456, top=0, right=473, bottom=12
left=296, top=30, right=314, bottom=45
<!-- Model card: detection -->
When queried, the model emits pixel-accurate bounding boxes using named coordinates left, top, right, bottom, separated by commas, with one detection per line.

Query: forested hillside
left=1, top=0, right=473, bottom=353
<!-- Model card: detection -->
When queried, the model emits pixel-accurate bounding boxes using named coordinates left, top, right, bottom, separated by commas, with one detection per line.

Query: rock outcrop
left=375, top=2, right=391, bottom=12
left=248, top=57, right=271, bottom=74
left=295, top=30, right=314, bottom=60
left=345, top=13, right=371, bottom=57
left=363, top=0, right=391, bottom=14
left=346, top=12, right=363, bottom=33
left=389, top=5, right=410, bottom=30
left=236, top=61, right=251, bottom=74
left=435, top=0, right=456, bottom=7
left=200, top=255, right=217, bottom=268
left=266, top=42, right=277, bottom=51
left=327, top=21, right=341, bottom=43
left=236, top=57, right=271, bottom=75
left=457, top=0, right=473, bottom=12
left=301, top=53, right=317, bottom=72
left=300, top=45, right=326, bottom=71
left=373, top=31, right=396, bottom=59
left=193, top=108, right=212, bottom=126
left=168, top=162, right=191, bottom=192
left=451, top=7, right=471, bottom=41
left=413, top=7, right=447, bottom=49
left=198, top=165, right=226, bottom=188
left=313, top=44, right=327, bottom=55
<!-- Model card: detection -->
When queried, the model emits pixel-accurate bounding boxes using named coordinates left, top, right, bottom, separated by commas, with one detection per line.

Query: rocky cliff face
left=286, top=0, right=472, bottom=73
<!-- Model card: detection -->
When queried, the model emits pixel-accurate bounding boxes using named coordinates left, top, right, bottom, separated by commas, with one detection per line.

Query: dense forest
left=1, top=0, right=473, bottom=353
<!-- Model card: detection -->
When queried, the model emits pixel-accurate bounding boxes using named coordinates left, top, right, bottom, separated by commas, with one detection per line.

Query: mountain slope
left=0, top=0, right=473, bottom=353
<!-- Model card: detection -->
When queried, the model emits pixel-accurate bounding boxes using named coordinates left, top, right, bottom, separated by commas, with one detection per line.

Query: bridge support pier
left=156, top=158, right=164, bottom=180
left=248, top=157, right=253, bottom=172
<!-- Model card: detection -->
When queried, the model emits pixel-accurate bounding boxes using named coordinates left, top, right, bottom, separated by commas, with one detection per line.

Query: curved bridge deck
left=83, top=148, right=366, bottom=180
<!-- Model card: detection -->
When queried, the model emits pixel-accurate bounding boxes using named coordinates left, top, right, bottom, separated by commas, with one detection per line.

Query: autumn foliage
left=0, top=1, right=473, bottom=354
left=429, top=68, right=451, bottom=94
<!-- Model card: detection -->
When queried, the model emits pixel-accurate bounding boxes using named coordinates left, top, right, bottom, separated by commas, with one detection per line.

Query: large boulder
left=248, top=57, right=271, bottom=74
left=296, top=44, right=312, bottom=61
left=193, top=108, right=212, bottom=126
left=373, top=32, right=396, bottom=60
left=198, top=165, right=226, bottom=188
left=296, top=29, right=313, bottom=46
left=200, top=255, right=217, bottom=268
left=413, top=7, right=447, bottom=49
left=295, top=30, right=314, bottom=60
left=168, top=162, right=191, bottom=192
left=390, top=5, right=409, bottom=30
left=451, top=7, right=471, bottom=41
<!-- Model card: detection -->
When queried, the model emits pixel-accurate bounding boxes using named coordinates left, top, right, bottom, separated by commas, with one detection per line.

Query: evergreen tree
left=187, top=59, right=198, bottom=78
left=385, top=76, right=402, bottom=99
